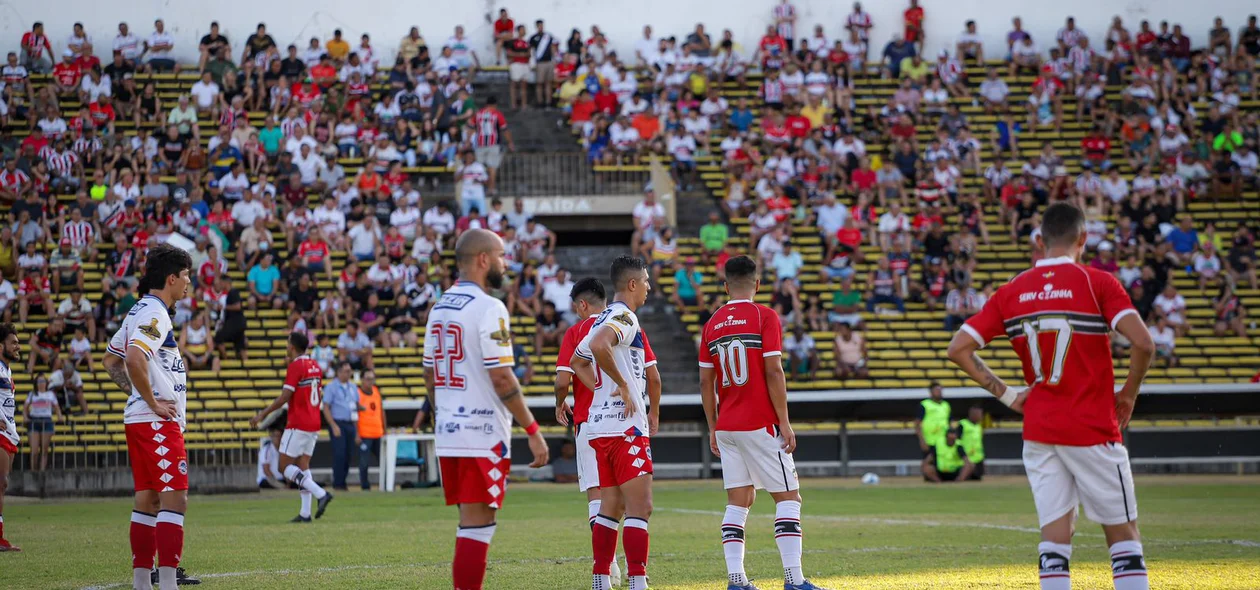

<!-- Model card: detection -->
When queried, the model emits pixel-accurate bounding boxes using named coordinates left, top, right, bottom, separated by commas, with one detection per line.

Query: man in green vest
left=922, top=427, right=974, bottom=483
left=915, top=382, right=951, bottom=479
left=958, top=405, right=985, bottom=480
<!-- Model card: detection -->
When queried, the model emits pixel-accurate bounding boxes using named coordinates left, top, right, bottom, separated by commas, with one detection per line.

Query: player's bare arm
left=124, top=346, right=177, bottom=419
left=947, top=331, right=1028, bottom=412
left=587, top=327, right=639, bottom=416
left=699, top=366, right=720, bottom=457
left=417, top=367, right=436, bottom=431
left=103, top=352, right=132, bottom=392
left=1112, top=312, right=1155, bottom=429
left=250, top=387, right=293, bottom=429
left=645, top=365, right=661, bottom=436
left=569, top=354, right=599, bottom=391
left=764, top=356, right=796, bottom=453
left=554, top=370, right=573, bottom=426
left=488, top=365, right=549, bottom=467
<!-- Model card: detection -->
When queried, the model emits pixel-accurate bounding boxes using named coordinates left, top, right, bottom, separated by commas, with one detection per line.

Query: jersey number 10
left=430, top=322, right=467, bottom=389
left=1021, top=318, right=1072, bottom=385
left=714, top=339, right=750, bottom=387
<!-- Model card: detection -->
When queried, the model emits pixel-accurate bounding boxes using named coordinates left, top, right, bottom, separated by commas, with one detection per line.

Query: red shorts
left=0, top=437, right=16, bottom=457
left=439, top=456, right=511, bottom=509
left=125, top=421, right=189, bottom=492
left=590, top=433, right=654, bottom=488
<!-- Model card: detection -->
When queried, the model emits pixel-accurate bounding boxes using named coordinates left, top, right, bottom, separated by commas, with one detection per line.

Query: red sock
left=130, top=511, right=158, bottom=569
left=155, top=510, right=184, bottom=569
left=591, top=515, right=620, bottom=575
left=622, top=517, right=650, bottom=577
left=453, top=524, right=495, bottom=590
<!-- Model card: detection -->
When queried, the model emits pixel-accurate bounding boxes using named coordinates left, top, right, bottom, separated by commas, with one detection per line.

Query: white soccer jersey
left=424, top=281, right=516, bottom=460
left=0, top=360, right=16, bottom=448
left=107, top=295, right=188, bottom=430
left=575, top=302, right=649, bottom=438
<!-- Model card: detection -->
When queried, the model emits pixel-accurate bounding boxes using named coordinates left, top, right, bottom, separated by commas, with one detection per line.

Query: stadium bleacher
left=4, top=11, right=1259, bottom=465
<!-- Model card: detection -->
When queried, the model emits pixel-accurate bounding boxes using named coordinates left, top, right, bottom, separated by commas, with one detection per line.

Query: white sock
left=1110, top=540, right=1149, bottom=590
left=158, top=566, right=177, bottom=590
left=302, top=469, right=328, bottom=499
left=132, top=568, right=152, bottom=590
left=628, top=575, right=648, bottom=590
left=1038, top=541, right=1072, bottom=590
left=455, top=523, right=497, bottom=544
left=588, top=500, right=601, bottom=528
left=774, top=500, right=804, bottom=585
left=300, top=491, right=312, bottom=518
left=591, top=574, right=612, bottom=590
left=722, top=505, right=750, bottom=586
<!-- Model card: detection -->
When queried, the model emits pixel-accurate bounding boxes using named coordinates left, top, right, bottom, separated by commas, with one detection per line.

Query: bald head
left=455, top=228, right=504, bottom=269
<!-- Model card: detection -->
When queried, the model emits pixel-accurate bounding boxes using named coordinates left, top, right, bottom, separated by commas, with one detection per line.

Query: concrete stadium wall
left=6, top=0, right=1242, bottom=67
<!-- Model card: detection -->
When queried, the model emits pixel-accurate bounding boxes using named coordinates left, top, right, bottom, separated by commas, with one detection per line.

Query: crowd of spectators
left=559, top=5, right=1260, bottom=381
left=0, top=15, right=587, bottom=411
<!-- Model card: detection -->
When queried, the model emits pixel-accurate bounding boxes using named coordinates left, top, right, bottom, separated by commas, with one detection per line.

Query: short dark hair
left=139, top=243, right=192, bottom=293
left=0, top=322, right=16, bottom=343
left=609, top=255, right=648, bottom=290
left=724, top=255, right=758, bottom=287
left=288, top=331, right=310, bottom=352
left=1041, top=202, right=1086, bottom=248
left=570, top=277, right=606, bottom=305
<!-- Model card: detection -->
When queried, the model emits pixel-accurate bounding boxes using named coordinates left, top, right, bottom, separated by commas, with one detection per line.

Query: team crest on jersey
left=1042, top=271, right=1055, bottom=279
left=611, top=312, right=633, bottom=326
left=489, top=318, right=512, bottom=347
left=178, top=460, right=188, bottom=475
left=137, top=318, right=162, bottom=340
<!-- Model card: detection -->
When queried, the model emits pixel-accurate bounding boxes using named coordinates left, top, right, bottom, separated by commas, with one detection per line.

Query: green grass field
left=1, top=475, right=1258, bottom=589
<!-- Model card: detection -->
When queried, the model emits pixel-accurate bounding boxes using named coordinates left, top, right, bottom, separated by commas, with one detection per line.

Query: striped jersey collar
left=1035, top=256, right=1076, bottom=267
left=455, top=280, right=484, bottom=293
left=724, top=299, right=753, bottom=305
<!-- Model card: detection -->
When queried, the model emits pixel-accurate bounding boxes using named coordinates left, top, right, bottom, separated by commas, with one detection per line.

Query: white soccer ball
left=860, top=472, right=881, bottom=485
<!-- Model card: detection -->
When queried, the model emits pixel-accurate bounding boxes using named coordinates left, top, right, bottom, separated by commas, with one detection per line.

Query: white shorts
left=716, top=427, right=799, bottom=493
left=279, top=429, right=319, bottom=459
left=475, top=145, right=503, bottom=169
left=509, top=62, right=532, bottom=82
left=1023, top=440, right=1138, bottom=528
left=576, top=424, right=600, bottom=492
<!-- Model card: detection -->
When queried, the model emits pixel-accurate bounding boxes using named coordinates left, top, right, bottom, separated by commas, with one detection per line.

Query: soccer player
left=556, top=277, right=662, bottom=587
left=947, top=202, right=1155, bottom=590
left=698, top=255, right=827, bottom=590
left=425, top=228, right=549, bottom=590
left=101, top=243, right=193, bottom=590
left=569, top=255, right=655, bottom=590
left=250, top=332, right=334, bottom=522
left=0, top=323, right=22, bottom=552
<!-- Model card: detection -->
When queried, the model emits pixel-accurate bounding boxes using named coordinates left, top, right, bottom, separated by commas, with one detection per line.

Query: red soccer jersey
left=53, top=62, right=81, bottom=87
left=284, top=355, right=326, bottom=432
left=962, top=256, right=1137, bottom=447
left=698, top=300, right=784, bottom=432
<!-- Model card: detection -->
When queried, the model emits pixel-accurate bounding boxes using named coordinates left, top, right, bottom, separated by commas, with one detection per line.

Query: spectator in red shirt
left=20, top=22, right=52, bottom=73
left=850, top=157, right=878, bottom=193
left=309, top=55, right=338, bottom=89
left=51, top=50, right=81, bottom=97
left=506, top=25, right=531, bottom=110
left=593, top=84, right=619, bottom=116
left=88, top=96, right=118, bottom=136
left=569, top=90, right=596, bottom=130
left=903, top=0, right=925, bottom=50
left=73, top=50, right=100, bottom=74
left=492, top=9, right=515, bottom=65
left=298, top=227, right=334, bottom=278
left=1081, top=126, right=1113, bottom=171
left=19, top=128, right=48, bottom=156
left=785, top=105, right=811, bottom=137
left=756, top=25, right=789, bottom=69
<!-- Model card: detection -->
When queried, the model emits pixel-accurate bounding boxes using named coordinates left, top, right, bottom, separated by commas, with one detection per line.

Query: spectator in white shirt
left=113, top=22, right=142, bottom=64
left=877, top=202, right=910, bottom=251
left=143, top=19, right=176, bottom=71
left=293, top=144, right=328, bottom=188
left=956, top=20, right=984, bottom=62
left=1149, top=317, right=1178, bottom=366
left=814, top=192, right=850, bottom=241
left=978, top=68, right=1009, bottom=113
left=230, top=190, right=267, bottom=229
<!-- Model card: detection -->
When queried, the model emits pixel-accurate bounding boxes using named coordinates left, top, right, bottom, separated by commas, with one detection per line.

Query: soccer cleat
left=729, top=583, right=762, bottom=590
left=610, top=558, right=623, bottom=587
left=0, top=538, right=21, bottom=552
left=151, top=567, right=202, bottom=585
left=290, top=515, right=312, bottom=523
left=784, top=581, right=829, bottom=590
left=315, top=492, right=334, bottom=519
